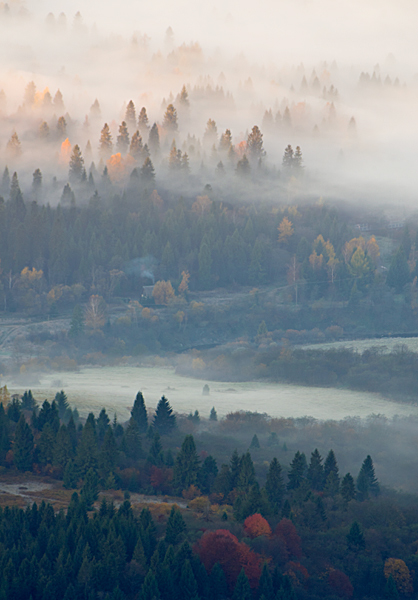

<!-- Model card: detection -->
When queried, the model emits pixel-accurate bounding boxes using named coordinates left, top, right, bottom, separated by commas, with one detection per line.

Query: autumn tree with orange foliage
left=152, top=280, right=175, bottom=305
left=195, top=529, right=262, bottom=589
left=278, top=217, right=294, bottom=244
left=243, top=513, right=272, bottom=539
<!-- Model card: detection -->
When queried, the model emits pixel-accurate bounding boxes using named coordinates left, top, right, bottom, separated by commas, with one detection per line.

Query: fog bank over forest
left=0, top=0, right=417, bottom=202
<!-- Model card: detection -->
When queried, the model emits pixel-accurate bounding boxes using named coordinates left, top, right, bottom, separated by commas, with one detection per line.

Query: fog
left=7, top=365, right=417, bottom=421
left=0, top=0, right=418, bottom=203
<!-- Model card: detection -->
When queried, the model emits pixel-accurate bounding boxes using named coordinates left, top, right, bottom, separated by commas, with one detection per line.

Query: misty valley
left=0, top=0, right=418, bottom=599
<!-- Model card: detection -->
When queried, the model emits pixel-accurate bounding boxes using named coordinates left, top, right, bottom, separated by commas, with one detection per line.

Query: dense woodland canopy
left=0, top=387, right=416, bottom=600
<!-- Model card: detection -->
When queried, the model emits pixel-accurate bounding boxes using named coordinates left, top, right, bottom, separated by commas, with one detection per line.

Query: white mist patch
left=6, top=366, right=418, bottom=421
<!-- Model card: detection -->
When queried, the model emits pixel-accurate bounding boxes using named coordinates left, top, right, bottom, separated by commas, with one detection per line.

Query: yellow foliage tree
left=106, top=153, right=135, bottom=183
left=192, top=195, right=212, bottom=215
left=152, top=280, right=175, bottom=305
left=384, top=558, right=413, bottom=596
left=349, top=247, right=370, bottom=278
left=278, top=217, right=294, bottom=244
left=178, top=270, right=190, bottom=295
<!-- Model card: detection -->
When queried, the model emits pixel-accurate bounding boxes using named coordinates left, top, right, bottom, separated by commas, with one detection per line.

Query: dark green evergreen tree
left=250, top=434, right=260, bottom=449
left=324, top=449, right=339, bottom=484
left=340, top=473, right=356, bottom=503
left=385, top=575, right=400, bottom=600
left=76, top=413, right=98, bottom=475
left=14, top=414, right=34, bottom=471
left=287, top=451, right=307, bottom=490
left=131, top=392, right=148, bottom=433
left=307, top=449, right=324, bottom=491
left=69, top=305, right=84, bottom=337
left=237, top=452, right=256, bottom=492
left=80, top=467, right=98, bottom=509
left=357, top=455, right=380, bottom=500
left=386, top=246, right=410, bottom=292
left=232, top=569, right=252, bottom=600
left=258, top=563, right=274, bottom=600
left=99, top=426, right=117, bottom=477
left=265, top=458, right=285, bottom=513
left=165, top=506, right=186, bottom=545
left=55, top=390, right=69, bottom=420
left=173, top=435, right=200, bottom=492
left=53, top=424, right=74, bottom=468
left=209, top=407, right=217, bottom=421
left=347, top=521, right=365, bottom=551
left=121, top=418, right=143, bottom=461
left=63, top=459, right=78, bottom=488
left=210, top=563, right=228, bottom=600
left=198, top=456, right=218, bottom=494
left=153, top=396, right=176, bottom=435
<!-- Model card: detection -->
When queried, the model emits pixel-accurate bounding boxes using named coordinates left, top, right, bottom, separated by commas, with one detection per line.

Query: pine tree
left=237, top=452, right=256, bottom=492
left=386, top=246, right=410, bottom=292
left=153, top=396, right=176, bottom=434
left=129, top=131, right=143, bottom=160
left=140, top=570, right=160, bottom=600
left=198, top=456, right=218, bottom=494
left=250, top=434, right=260, bottom=449
left=209, top=407, right=217, bottom=421
left=69, top=305, right=84, bottom=337
left=99, top=123, right=113, bottom=157
left=236, top=154, right=250, bottom=177
left=53, top=424, right=74, bottom=468
left=179, top=559, right=199, bottom=600
left=324, top=450, right=339, bottom=484
left=282, top=145, right=294, bottom=169
left=385, top=575, right=400, bottom=600
left=69, top=144, right=85, bottom=182
left=55, top=390, right=69, bottom=420
left=165, top=506, right=186, bottom=545
left=162, top=104, right=178, bottom=133
left=63, top=459, right=78, bottom=489
left=14, top=414, right=34, bottom=471
left=6, top=132, right=22, bottom=159
left=141, top=157, right=156, bottom=185
left=246, top=125, right=265, bottom=163
left=147, top=431, right=164, bottom=466
left=99, top=426, right=117, bottom=478
left=340, top=473, right=356, bottom=503
left=76, top=413, right=98, bottom=475
left=131, top=392, right=148, bottom=433
left=258, top=563, right=274, bottom=600
left=219, top=129, right=232, bottom=153
left=148, top=123, right=160, bottom=155
left=307, top=449, right=324, bottom=491
left=80, top=467, right=98, bottom=509
left=210, top=563, right=228, bottom=600
left=121, top=418, right=143, bottom=461
left=138, top=107, right=150, bottom=136
left=173, top=435, right=200, bottom=491
left=287, top=451, right=307, bottom=490
left=265, top=458, right=284, bottom=513
left=10, top=172, right=26, bottom=221
left=233, top=569, right=252, bottom=600
left=116, top=121, right=130, bottom=154
left=347, top=521, right=365, bottom=551
left=56, top=116, right=67, bottom=139
left=125, top=100, right=137, bottom=132
left=32, top=168, right=42, bottom=200
left=357, top=455, right=380, bottom=500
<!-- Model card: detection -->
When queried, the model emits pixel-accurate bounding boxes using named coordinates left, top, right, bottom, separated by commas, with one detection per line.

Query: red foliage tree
left=274, top=519, right=302, bottom=559
left=328, top=570, right=354, bottom=599
left=149, top=466, right=173, bottom=493
left=195, top=529, right=262, bottom=589
left=244, top=514, right=272, bottom=539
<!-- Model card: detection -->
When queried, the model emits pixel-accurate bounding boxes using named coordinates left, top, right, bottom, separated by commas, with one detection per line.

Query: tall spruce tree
left=14, top=414, right=34, bottom=471
left=153, top=396, right=176, bottom=434
left=131, top=392, right=148, bottom=433
left=265, top=457, right=285, bottom=513
left=173, top=435, right=200, bottom=491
